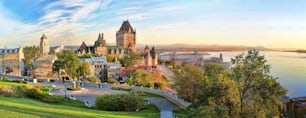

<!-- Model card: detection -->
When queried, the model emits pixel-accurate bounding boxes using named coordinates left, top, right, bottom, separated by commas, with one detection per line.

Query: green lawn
left=0, top=81, right=26, bottom=86
left=0, top=97, right=160, bottom=118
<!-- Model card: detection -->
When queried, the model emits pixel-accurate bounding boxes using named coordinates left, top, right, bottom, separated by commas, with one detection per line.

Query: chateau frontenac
left=76, top=20, right=136, bottom=57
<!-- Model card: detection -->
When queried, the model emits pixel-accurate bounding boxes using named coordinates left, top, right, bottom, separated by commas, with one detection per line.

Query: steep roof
left=118, top=20, right=134, bottom=33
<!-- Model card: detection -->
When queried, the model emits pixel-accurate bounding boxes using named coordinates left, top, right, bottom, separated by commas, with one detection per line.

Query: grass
left=0, top=81, right=26, bottom=86
left=142, top=92, right=164, bottom=98
left=173, top=109, right=187, bottom=118
left=0, top=97, right=160, bottom=118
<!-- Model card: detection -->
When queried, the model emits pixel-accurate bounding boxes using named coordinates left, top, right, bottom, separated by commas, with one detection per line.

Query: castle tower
left=40, top=33, right=50, bottom=55
left=116, top=20, right=136, bottom=52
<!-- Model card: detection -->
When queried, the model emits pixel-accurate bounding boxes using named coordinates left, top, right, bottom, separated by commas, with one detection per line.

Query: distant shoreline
left=283, top=50, right=306, bottom=53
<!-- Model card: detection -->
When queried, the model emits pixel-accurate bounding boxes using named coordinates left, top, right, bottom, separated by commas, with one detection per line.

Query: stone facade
left=40, top=33, right=50, bottom=55
left=32, top=55, right=57, bottom=78
left=116, top=20, right=136, bottom=53
left=0, top=46, right=24, bottom=76
left=76, top=33, right=127, bottom=57
left=141, top=45, right=158, bottom=68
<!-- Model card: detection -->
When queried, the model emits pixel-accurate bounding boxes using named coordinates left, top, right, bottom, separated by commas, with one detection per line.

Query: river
left=160, top=51, right=306, bottom=98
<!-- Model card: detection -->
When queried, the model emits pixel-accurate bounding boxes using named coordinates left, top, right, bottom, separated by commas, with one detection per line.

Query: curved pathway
left=39, top=80, right=178, bottom=118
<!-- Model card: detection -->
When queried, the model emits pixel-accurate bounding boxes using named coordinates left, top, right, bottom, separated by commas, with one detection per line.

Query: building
left=33, top=34, right=58, bottom=79
left=116, top=20, right=136, bottom=53
left=76, top=33, right=127, bottom=57
left=200, top=53, right=230, bottom=68
left=141, top=45, right=158, bottom=68
left=32, top=55, right=57, bottom=78
left=40, top=33, right=50, bottom=55
left=0, top=46, right=24, bottom=76
left=79, top=56, right=122, bottom=81
left=107, top=60, right=122, bottom=79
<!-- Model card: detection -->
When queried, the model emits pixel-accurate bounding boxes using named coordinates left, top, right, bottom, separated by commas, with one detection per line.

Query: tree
left=231, top=50, right=287, bottom=117
left=119, top=52, right=142, bottom=67
left=53, top=51, right=81, bottom=83
left=174, top=64, right=203, bottom=104
left=23, top=46, right=40, bottom=75
left=79, top=62, right=91, bottom=80
left=126, top=70, right=155, bottom=88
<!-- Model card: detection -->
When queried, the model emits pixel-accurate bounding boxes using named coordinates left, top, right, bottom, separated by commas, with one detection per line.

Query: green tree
left=187, top=105, right=229, bottom=118
left=119, top=52, right=142, bottom=67
left=79, top=62, right=91, bottom=80
left=231, top=50, right=287, bottom=117
left=23, top=46, right=40, bottom=75
left=126, top=70, right=155, bottom=88
left=174, top=64, right=203, bottom=104
left=53, top=51, right=81, bottom=82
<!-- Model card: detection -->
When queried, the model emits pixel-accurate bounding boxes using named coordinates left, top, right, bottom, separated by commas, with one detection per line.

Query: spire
left=101, top=33, right=104, bottom=39
left=41, top=33, right=47, bottom=39
left=98, top=33, right=101, bottom=40
left=145, top=45, right=149, bottom=50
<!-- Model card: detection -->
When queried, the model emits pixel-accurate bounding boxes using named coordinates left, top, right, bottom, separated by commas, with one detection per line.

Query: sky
left=0, top=0, right=306, bottom=49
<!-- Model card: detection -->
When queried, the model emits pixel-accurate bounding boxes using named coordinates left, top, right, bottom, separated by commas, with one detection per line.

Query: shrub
left=41, top=95, right=64, bottom=103
left=2, top=76, right=9, bottom=81
left=111, top=86, right=131, bottom=91
left=11, top=80, right=26, bottom=84
left=0, top=86, right=27, bottom=97
left=96, top=93, right=145, bottom=111
left=25, top=88, right=43, bottom=99
left=67, top=86, right=81, bottom=91
left=0, top=86, right=13, bottom=97
left=154, top=82, right=166, bottom=89
left=88, top=76, right=101, bottom=83
left=107, top=78, right=119, bottom=84
left=132, top=91, right=145, bottom=96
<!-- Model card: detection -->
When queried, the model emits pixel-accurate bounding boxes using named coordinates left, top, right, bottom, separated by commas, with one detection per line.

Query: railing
left=131, top=86, right=192, bottom=109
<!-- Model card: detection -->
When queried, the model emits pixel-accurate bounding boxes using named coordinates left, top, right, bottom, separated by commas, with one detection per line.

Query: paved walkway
left=146, top=97, right=179, bottom=118
left=40, top=80, right=178, bottom=118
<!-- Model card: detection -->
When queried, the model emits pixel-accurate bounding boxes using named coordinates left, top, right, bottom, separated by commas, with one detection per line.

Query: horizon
left=1, top=0, right=306, bottom=49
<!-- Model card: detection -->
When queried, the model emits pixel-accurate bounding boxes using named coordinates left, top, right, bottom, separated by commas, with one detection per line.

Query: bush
left=67, top=86, right=81, bottom=91
left=11, top=80, right=27, bottom=84
left=25, top=88, right=44, bottom=99
left=2, top=76, right=9, bottom=81
left=96, top=93, right=145, bottom=111
left=107, top=78, right=119, bottom=84
left=132, top=91, right=146, bottom=96
left=0, top=86, right=13, bottom=97
left=111, top=86, right=131, bottom=91
left=88, top=76, right=101, bottom=83
left=41, top=95, right=64, bottom=103
left=154, top=82, right=165, bottom=89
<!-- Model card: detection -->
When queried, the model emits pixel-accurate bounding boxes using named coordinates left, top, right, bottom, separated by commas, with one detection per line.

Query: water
left=160, top=51, right=306, bottom=98
left=207, top=51, right=306, bottom=98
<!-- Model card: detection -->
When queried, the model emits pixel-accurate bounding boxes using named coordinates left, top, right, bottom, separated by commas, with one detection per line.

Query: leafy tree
left=99, top=65, right=108, bottom=82
left=126, top=70, right=155, bottom=88
left=231, top=50, right=287, bottom=117
left=23, top=46, right=40, bottom=75
left=119, top=52, right=142, bottom=67
left=79, top=62, right=91, bottom=80
left=187, top=105, right=229, bottom=118
left=174, top=64, right=203, bottom=104
left=53, top=51, right=81, bottom=82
